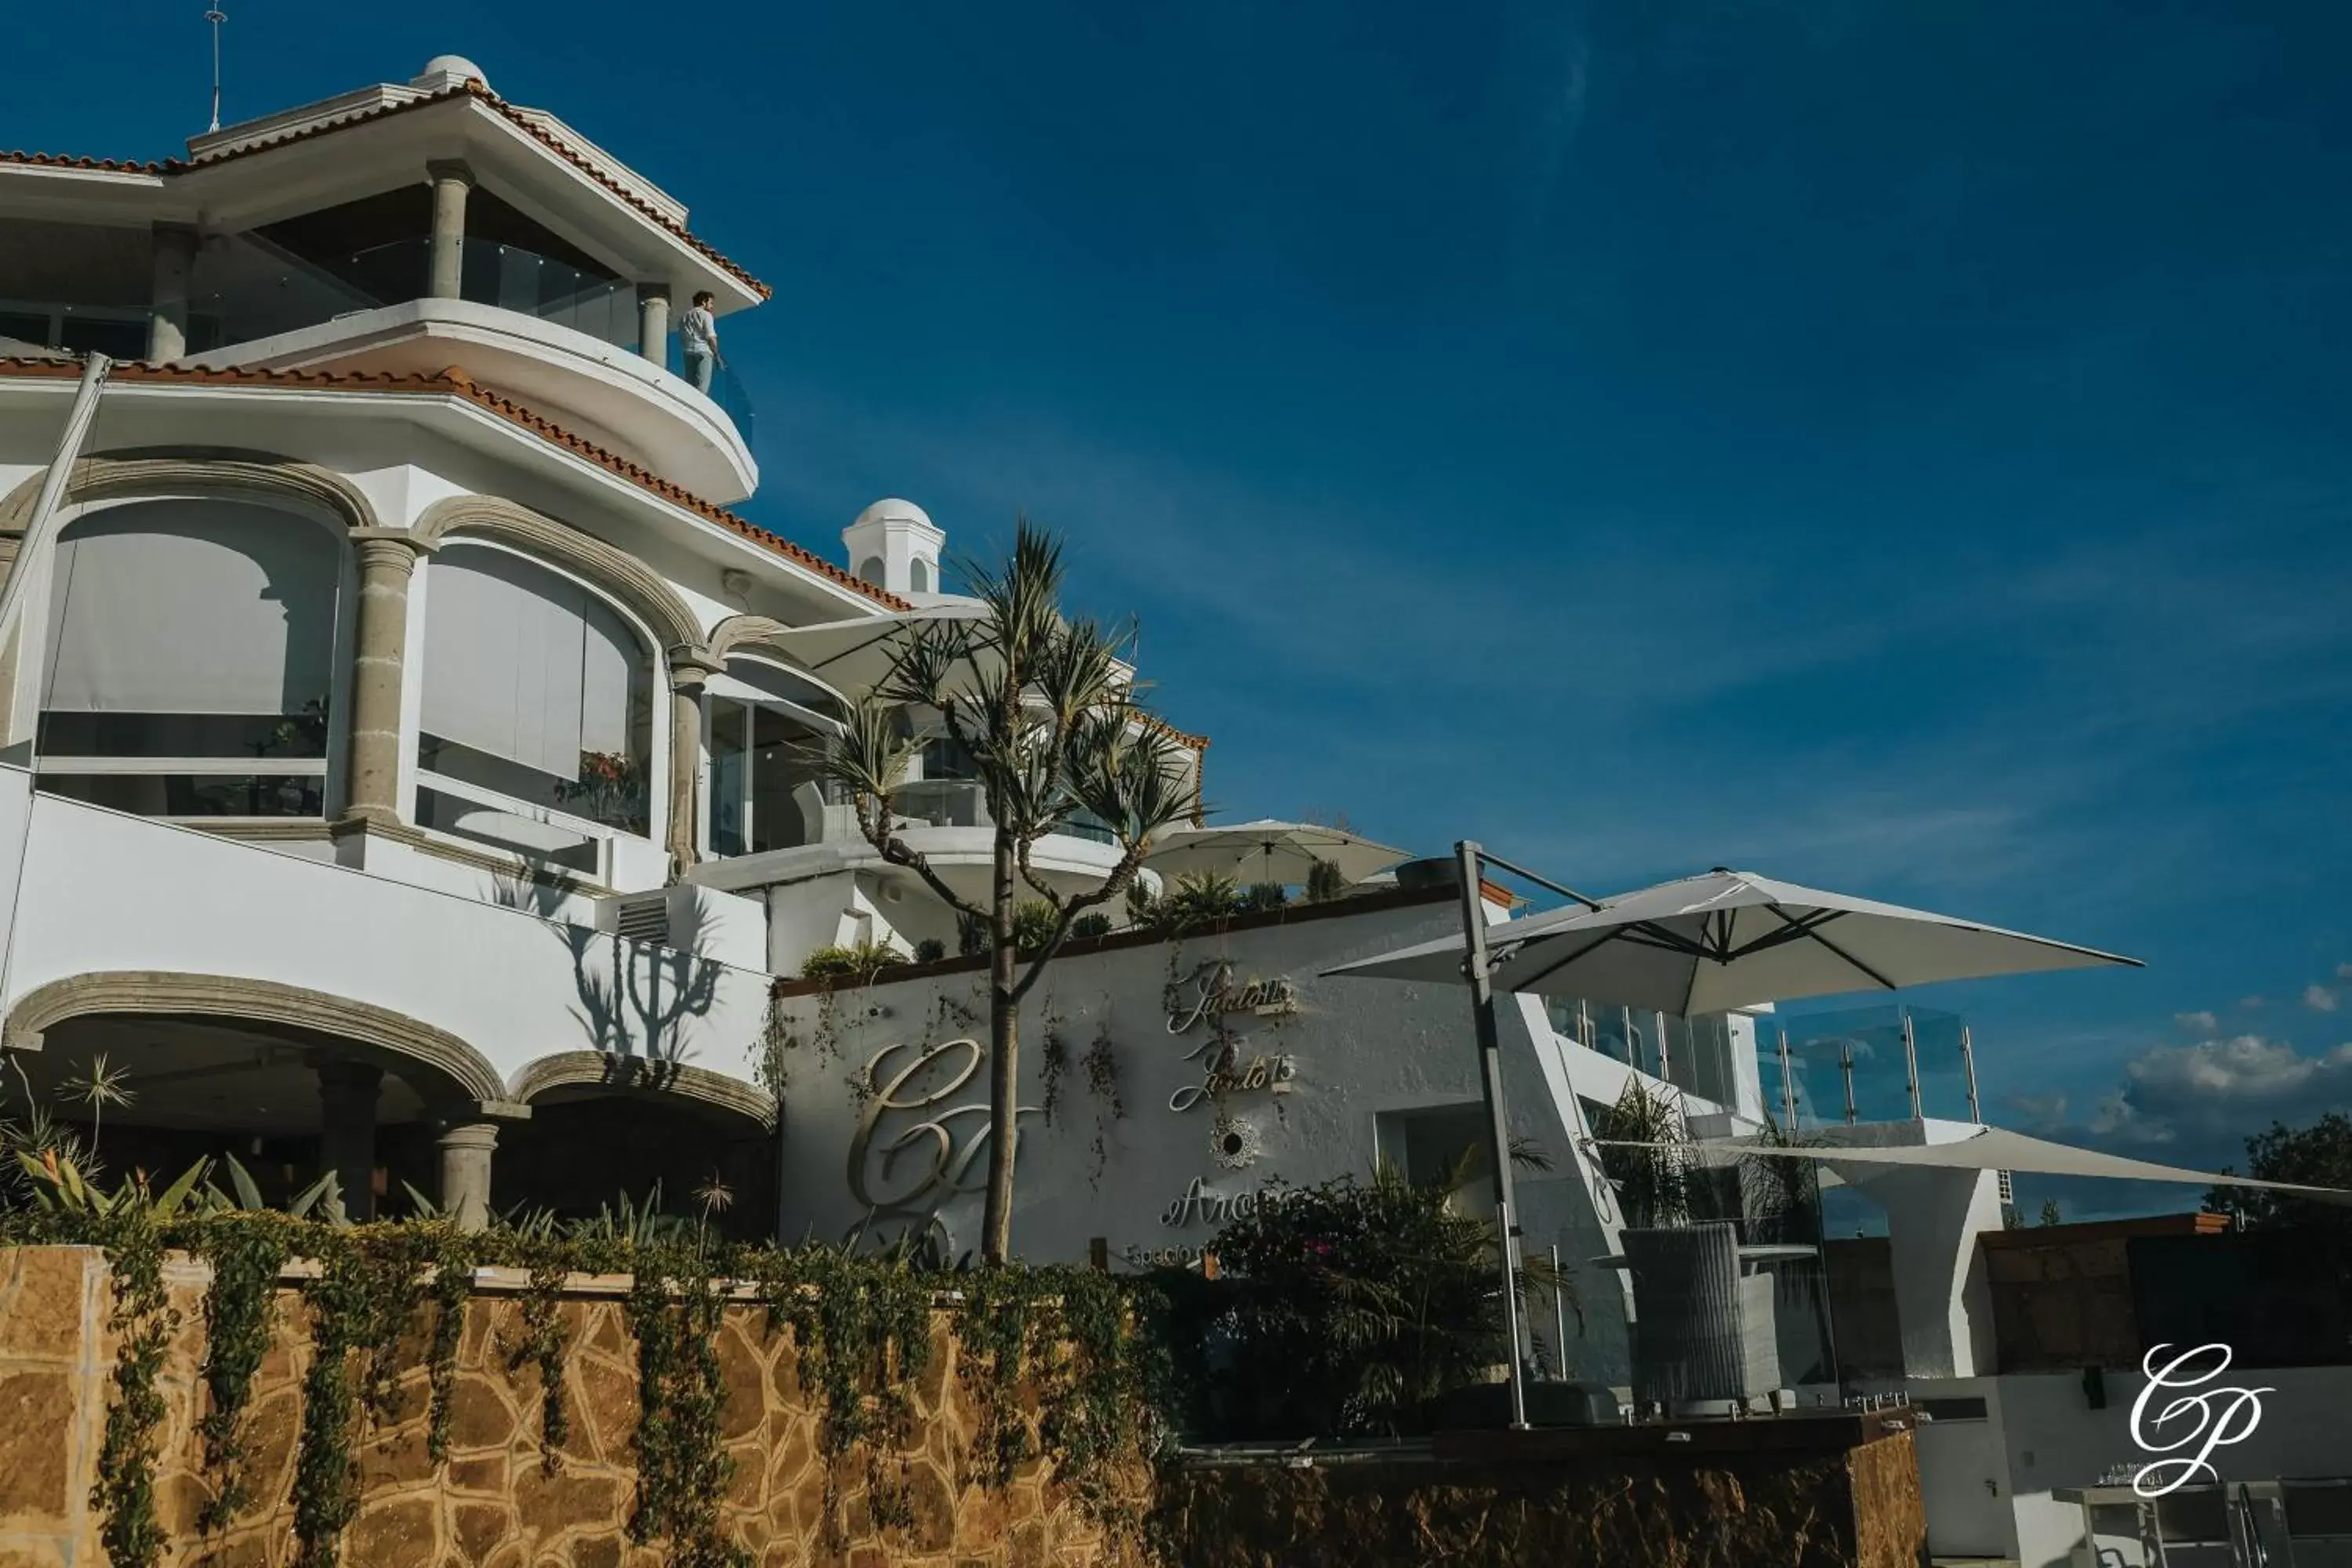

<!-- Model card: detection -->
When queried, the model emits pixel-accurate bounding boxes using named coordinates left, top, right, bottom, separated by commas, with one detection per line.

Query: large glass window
left=34, top=498, right=340, bottom=818
left=703, top=658, right=837, bottom=857
left=416, top=546, right=654, bottom=865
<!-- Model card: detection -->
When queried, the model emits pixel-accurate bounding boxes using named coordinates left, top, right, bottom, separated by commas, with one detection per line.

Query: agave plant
left=14, top=1147, right=210, bottom=1218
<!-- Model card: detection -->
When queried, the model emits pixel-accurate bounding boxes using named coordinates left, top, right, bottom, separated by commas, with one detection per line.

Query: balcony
left=183, top=234, right=758, bottom=502
left=1756, top=1003, right=1980, bottom=1129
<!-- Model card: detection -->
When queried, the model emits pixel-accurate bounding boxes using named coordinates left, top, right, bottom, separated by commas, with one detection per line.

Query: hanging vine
left=1082, top=1021, right=1127, bottom=1189
left=89, top=1210, right=174, bottom=1568
left=194, top=1214, right=293, bottom=1530
left=5, top=1203, right=1165, bottom=1563
left=626, top=1242, right=743, bottom=1568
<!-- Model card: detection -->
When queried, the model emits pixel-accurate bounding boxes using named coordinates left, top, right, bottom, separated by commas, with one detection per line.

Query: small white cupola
left=844, top=498, right=946, bottom=597
left=411, top=55, right=491, bottom=93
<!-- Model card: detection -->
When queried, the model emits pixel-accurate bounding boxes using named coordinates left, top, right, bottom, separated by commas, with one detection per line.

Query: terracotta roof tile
left=166, top=83, right=768, bottom=299
left=6, top=83, right=765, bottom=299
left=0, top=356, right=898, bottom=608
left=0, top=151, right=166, bottom=175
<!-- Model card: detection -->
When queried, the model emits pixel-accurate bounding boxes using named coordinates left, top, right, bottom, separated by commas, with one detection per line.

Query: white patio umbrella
left=1146, top=818, right=1407, bottom=887
left=1323, top=866, right=2139, bottom=1015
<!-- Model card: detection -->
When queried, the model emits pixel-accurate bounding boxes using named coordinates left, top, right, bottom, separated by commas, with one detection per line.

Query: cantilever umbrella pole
left=1456, top=839, right=1531, bottom=1430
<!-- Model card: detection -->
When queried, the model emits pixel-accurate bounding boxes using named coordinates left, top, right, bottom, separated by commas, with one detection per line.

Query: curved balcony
left=183, top=238, right=757, bottom=503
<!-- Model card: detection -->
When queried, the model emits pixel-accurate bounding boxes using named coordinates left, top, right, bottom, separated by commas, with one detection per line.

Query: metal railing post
left=1901, top=1009, right=1923, bottom=1120
left=1840, top=1037, right=1857, bottom=1125
left=1962, top=1024, right=1981, bottom=1123
left=1777, top=1025, right=1795, bottom=1128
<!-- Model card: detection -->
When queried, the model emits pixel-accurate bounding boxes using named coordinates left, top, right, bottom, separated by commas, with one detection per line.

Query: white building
left=9, top=57, right=2339, bottom=1567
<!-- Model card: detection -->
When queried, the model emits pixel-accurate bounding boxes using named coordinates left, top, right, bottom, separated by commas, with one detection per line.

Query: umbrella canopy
left=1602, top=1127, right=2352, bottom=1203
left=1148, top=818, right=1407, bottom=887
left=760, top=604, right=992, bottom=695
left=1324, top=866, right=2139, bottom=1014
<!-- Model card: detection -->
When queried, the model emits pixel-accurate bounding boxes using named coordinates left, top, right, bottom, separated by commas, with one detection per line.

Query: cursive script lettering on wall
left=1167, top=1044, right=1298, bottom=1113
left=1160, top=1174, right=1296, bottom=1229
left=1164, top=960, right=1299, bottom=1049
left=2128, top=1342, right=2271, bottom=1498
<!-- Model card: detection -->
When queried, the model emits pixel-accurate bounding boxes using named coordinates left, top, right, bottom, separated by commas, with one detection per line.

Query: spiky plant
left=818, top=521, right=1196, bottom=1263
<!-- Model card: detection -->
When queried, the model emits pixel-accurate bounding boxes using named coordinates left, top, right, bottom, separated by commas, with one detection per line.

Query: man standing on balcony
left=681, top=290, right=720, bottom=394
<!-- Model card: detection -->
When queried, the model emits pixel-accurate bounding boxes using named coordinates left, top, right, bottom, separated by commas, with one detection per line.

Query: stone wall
left=0, top=1246, right=1142, bottom=1568
left=1156, top=1420, right=1927, bottom=1568
left=0, top=1246, right=1928, bottom=1568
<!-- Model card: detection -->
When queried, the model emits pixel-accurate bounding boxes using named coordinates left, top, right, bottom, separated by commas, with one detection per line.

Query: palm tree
left=819, top=521, right=1196, bottom=1262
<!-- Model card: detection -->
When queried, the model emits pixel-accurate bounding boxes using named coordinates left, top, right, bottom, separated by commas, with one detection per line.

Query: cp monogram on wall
left=844, top=1038, right=1038, bottom=1252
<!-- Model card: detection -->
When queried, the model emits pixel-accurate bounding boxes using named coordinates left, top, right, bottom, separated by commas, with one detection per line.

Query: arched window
left=35, top=497, right=341, bottom=818
left=703, top=657, right=843, bottom=857
left=909, top=557, right=931, bottom=593
left=857, top=556, right=886, bottom=587
left=414, top=545, right=653, bottom=870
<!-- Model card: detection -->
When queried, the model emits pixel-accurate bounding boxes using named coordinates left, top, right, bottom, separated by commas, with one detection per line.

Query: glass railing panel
left=1790, top=1004, right=1914, bottom=1123
left=1910, top=1006, right=1976, bottom=1121
left=1781, top=1027, right=1850, bottom=1131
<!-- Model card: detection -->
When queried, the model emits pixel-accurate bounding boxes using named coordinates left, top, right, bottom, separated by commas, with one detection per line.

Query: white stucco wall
left=0, top=766, right=774, bottom=1096
left=764, top=890, right=1644, bottom=1378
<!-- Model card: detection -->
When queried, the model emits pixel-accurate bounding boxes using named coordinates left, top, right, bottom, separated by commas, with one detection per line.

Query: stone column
left=435, top=1120, right=500, bottom=1232
left=343, top=531, right=432, bottom=827
left=637, top=284, right=671, bottom=366
left=426, top=160, right=475, bottom=300
left=147, top=223, right=198, bottom=362
left=666, top=655, right=716, bottom=873
left=316, top=1058, right=383, bottom=1221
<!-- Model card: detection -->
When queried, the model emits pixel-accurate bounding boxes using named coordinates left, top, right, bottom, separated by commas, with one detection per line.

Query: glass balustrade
left=1756, top=1002, right=1981, bottom=1128
left=181, top=235, right=755, bottom=442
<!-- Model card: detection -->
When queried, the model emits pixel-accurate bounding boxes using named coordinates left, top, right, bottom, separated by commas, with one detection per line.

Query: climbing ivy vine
left=0, top=1209, right=1165, bottom=1566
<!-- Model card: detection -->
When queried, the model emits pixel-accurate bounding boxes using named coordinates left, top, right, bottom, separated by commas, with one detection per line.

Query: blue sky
left=24, top=2, right=2352, bottom=1212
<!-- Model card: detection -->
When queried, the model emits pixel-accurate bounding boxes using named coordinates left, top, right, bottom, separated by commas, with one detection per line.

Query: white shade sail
left=1325, top=867, right=2138, bottom=1014
left=1607, top=1127, right=2352, bottom=1203
left=1148, top=818, right=1408, bottom=886
left=43, top=499, right=338, bottom=717
left=760, top=605, right=991, bottom=696
left=420, top=546, right=643, bottom=782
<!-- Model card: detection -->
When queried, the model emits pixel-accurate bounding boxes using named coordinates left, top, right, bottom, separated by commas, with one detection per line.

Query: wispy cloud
left=2306, top=984, right=2339, bottom=1014
left=2175, top=1010, right=2219, bottom=1032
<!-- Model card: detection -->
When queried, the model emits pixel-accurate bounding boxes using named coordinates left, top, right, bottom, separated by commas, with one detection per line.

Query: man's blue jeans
left=684, top=351, right=714, bottom=394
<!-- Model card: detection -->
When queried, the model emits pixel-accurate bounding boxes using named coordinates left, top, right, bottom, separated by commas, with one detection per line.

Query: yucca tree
left=819, top=521, right=1196, bottom=1262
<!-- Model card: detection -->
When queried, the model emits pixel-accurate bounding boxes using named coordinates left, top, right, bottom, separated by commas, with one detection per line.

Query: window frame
left=699, top=655, right=845, bottom=860
left=21, top=492, right=354, bottom=825
left=408, top=538, right=666, bottom=880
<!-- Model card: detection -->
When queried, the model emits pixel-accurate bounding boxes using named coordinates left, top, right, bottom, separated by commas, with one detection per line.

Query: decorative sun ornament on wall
left=1210, top=1112, right=1261, bottom=1170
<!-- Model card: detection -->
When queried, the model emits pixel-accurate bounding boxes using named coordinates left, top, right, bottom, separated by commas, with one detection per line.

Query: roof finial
left=205, top=6, right=227, bottom=132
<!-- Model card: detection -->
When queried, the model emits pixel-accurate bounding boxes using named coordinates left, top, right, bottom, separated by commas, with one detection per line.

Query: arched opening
left=856, top=555, right=886, bottom=587
left=31, top=496, right=343, bottom=819
left=499, top=1061, right=776, bottom=1240
left=2, top=979, right=499, bottom=1220
left=414, top=543, right=656, bottom=876
left=908, top=557, right=931, bottom=593
left=702, top=655, right=844, bottom=858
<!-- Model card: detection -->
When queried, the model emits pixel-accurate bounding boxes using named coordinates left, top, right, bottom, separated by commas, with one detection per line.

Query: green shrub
left=1160, top=870, right=1243, bottom=931
left=1163, top=1163, right=1527, bottom=1439
left=913, top=938, right=947, bottom=964
left=1071, top=913, right=1113, bottom=942
left=798, top=939, right=904, bottom=984
left=1305, top=857, right=1347, bottom=903
left=1012, top=900, right=1058, bottom=956
left=1240, top=882, right=1287, bottom=913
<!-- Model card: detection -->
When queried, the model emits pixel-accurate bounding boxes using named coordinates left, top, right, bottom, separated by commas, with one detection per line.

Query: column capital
left=668, top=645, right=724, bottom=688
left=434, top=1098, right=534, bottom=1126
left=426, top=158, right=477, bottom=187
left=637, top=280, right=673, bottom=303
left=350, top=528, right=435, bottom=567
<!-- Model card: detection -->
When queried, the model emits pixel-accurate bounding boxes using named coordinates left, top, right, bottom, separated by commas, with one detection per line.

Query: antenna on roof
left=205, top=6, right=227, bottom=132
